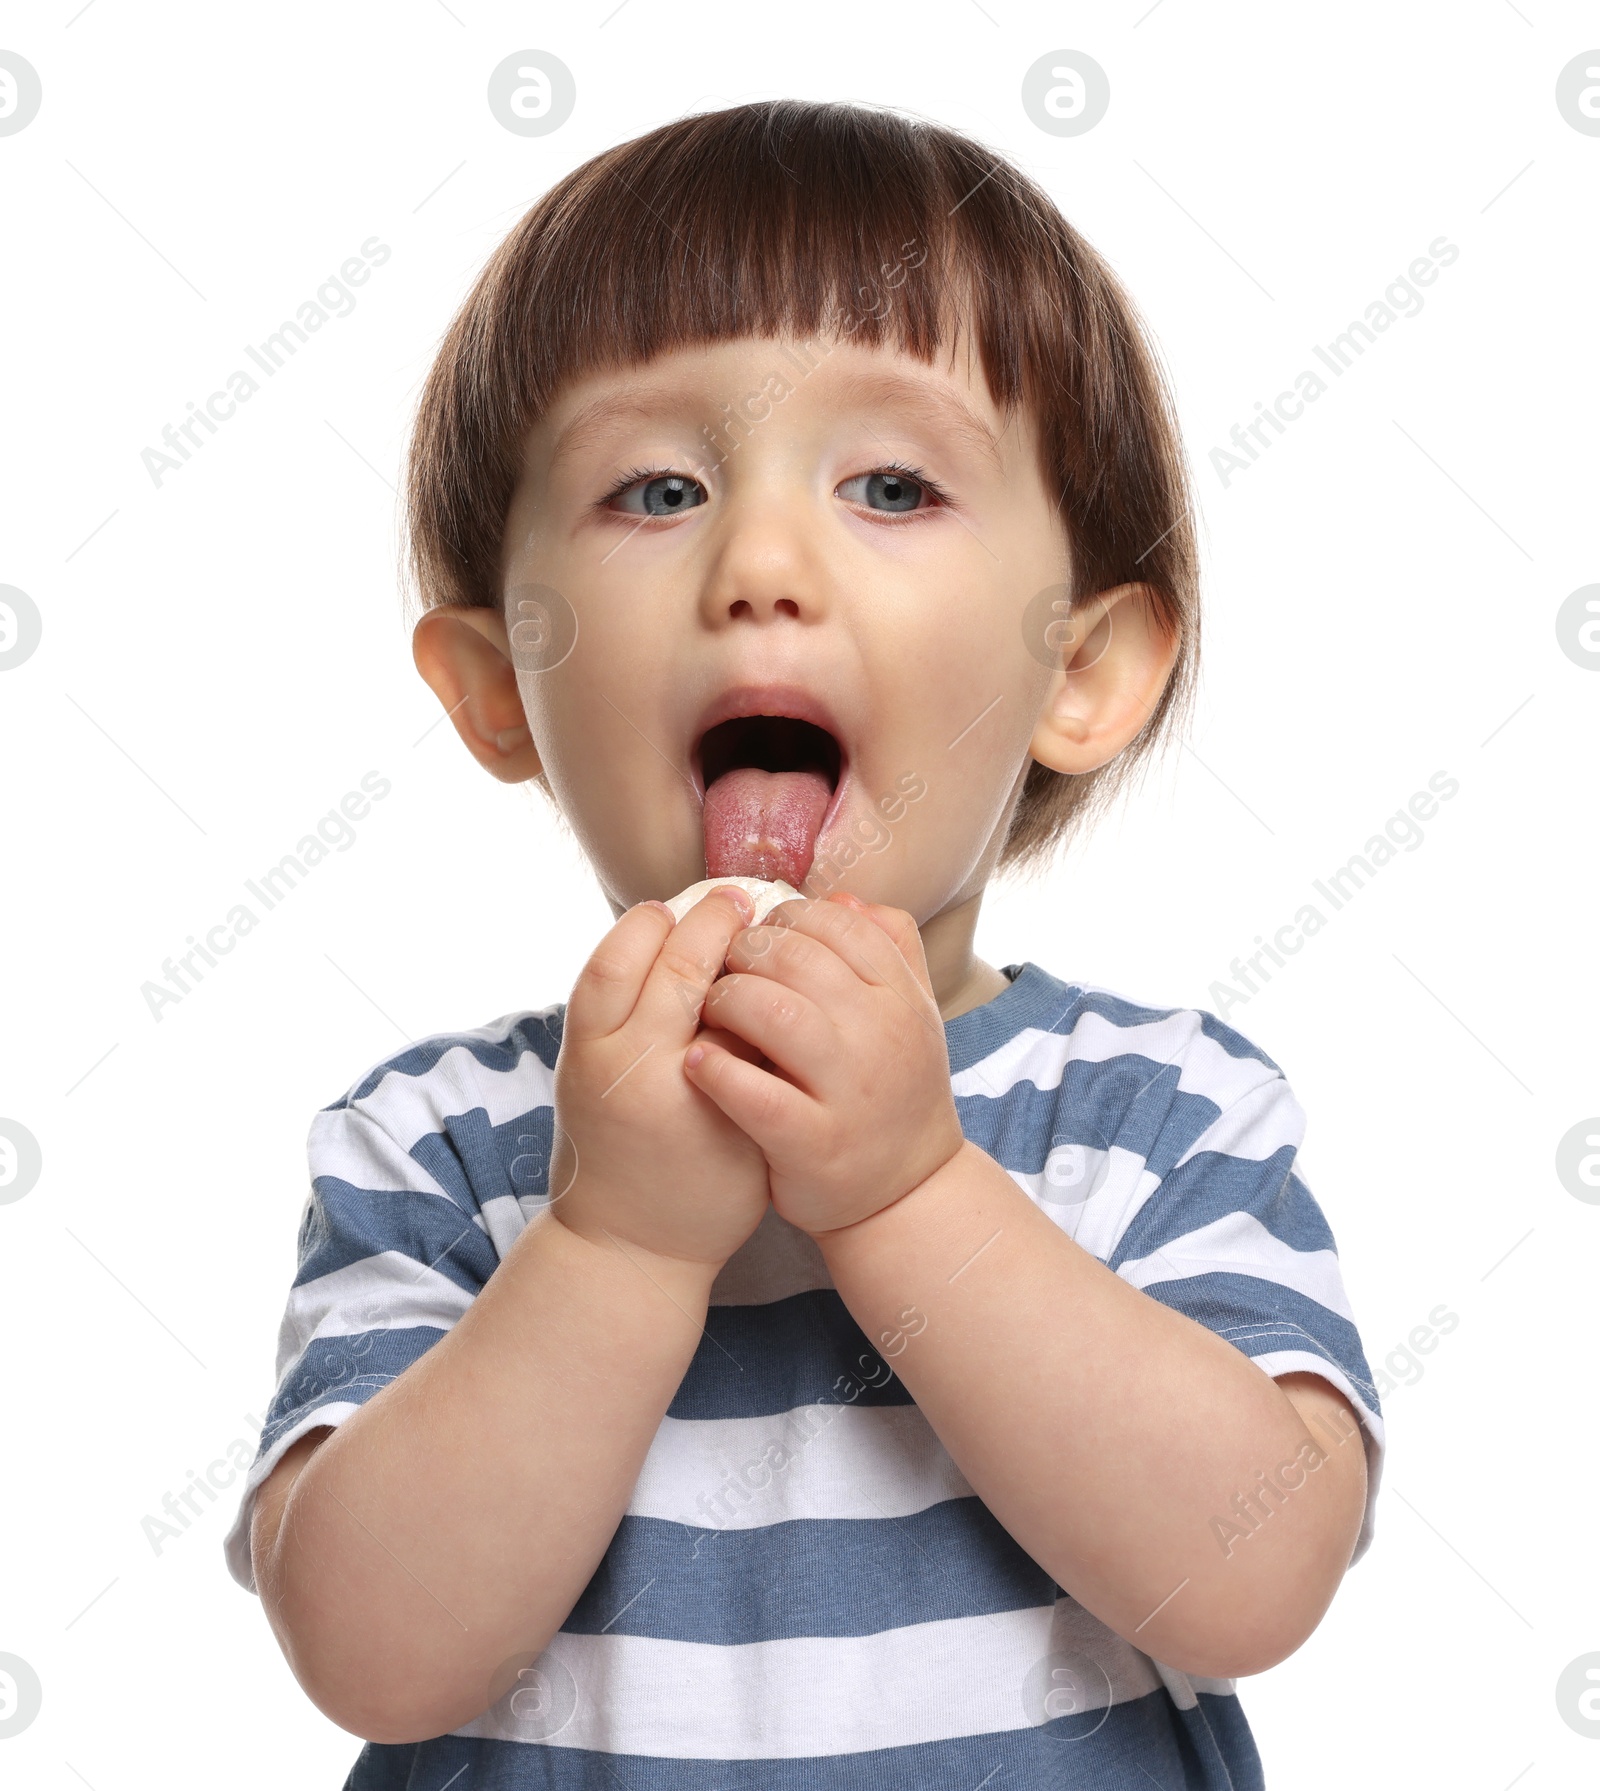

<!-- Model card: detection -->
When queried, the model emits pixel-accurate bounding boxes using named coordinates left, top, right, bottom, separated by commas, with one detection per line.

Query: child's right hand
left=547, top=886, right=772, bottom=1271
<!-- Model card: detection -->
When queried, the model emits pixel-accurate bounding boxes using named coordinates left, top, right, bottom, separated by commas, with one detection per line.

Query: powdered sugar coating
left=663, top=876, right=803, bottom=923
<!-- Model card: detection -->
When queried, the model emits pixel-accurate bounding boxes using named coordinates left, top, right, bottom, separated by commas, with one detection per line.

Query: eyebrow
left=824, top=366, right=1006, bottom=471
left=548, top=390, right=698, bottom=470
left=545, top=364, right=1006, bottom=472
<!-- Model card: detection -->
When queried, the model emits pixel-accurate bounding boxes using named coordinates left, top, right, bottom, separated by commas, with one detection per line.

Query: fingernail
left=723, top=886, right=754, bottom=920
left=685, top=1044, right=706, bottom=1069
left=640, top=900, right=674, bottom=919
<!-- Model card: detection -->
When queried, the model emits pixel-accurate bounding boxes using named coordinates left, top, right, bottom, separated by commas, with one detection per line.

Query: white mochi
left=663, top=876, right=803, bottom=923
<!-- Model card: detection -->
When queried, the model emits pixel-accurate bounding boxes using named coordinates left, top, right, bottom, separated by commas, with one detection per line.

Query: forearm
left=255, top=1205, right=716, bottom=1742
left=815, top=1141, right=1363, bottom=1678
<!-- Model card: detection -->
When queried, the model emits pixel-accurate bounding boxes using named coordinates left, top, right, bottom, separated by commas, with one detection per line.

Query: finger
left=724, top=916, right=861, bottom=1012
left=823, top=889, right=894, bottom=936
left=564, top=901, right=675, bottom=1043
left=766, top=894, right=925, bottom=1006
left=633, top=884, right=753, bottom=1042
left=699, top=1021, right=765, bottom=1068
left=851, top=898, right=937, bottom=1002
left=683, top=1035, right=814, bottom=1150
left=701, top=973, right=834, bottom=1092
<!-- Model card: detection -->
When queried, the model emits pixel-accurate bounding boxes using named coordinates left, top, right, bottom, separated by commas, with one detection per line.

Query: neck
left=918, top=889, right=1011, bottom=1022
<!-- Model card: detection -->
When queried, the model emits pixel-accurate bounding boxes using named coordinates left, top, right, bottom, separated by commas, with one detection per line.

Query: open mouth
left=694, top=714, right=844, bottom=887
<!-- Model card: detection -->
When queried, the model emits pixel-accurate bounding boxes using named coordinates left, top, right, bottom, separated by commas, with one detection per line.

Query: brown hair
left=405, top=98, right=1199, bottom=874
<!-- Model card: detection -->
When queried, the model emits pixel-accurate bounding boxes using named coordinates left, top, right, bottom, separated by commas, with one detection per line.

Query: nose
left=697, top=487, right=827, bottom=628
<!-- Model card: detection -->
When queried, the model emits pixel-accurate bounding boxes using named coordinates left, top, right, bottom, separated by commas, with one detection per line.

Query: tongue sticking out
left=703, top=766, right=831, bottom=887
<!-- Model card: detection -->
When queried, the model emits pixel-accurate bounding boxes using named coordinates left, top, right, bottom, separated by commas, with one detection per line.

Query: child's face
left=486, top=332, right=1120, bottom=920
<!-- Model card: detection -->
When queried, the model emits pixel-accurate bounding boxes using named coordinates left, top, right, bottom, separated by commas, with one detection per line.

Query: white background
left=1, top=2, right=1594, bottom=1785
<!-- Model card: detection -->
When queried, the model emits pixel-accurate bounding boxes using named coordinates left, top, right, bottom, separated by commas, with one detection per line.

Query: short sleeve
left=1104, top=1025, right=1386, bottom=1565
left=222, top=1092, right=502, bottom=1590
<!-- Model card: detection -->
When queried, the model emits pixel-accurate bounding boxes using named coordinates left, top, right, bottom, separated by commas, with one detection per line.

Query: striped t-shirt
left=225, top=960, right=1384, bottom=1788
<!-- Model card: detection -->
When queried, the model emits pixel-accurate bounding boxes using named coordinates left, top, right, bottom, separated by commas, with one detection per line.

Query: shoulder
left=960, top=964, right=1289, bottom=1112
left=954, top=966, right=1310, bottom=1203
left=305, top=1006, right=566, bottom=1205
left=296, top=1004, right=569, bottom=1260
left=322, top=1005, right=565, bottom=1130
left=330, top=1004, right=566, bottom=1107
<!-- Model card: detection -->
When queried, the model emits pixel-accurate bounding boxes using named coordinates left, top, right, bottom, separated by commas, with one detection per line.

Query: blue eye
left=837, top=468, right=936, bottom=514
left=610, top=472, right=707, bottom=516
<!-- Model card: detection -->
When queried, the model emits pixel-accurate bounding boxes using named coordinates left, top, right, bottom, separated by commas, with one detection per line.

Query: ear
left=412, top=605, right=543, bottom=784
left=1028, top=582, right=1181, bottom=776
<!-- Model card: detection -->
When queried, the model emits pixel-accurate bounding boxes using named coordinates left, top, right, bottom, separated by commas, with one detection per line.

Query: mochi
left=663, top=876, right=802, bottom=923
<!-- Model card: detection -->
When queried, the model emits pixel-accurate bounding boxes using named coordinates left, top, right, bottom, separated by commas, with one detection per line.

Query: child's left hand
left=683, top=893, right=965, bottom=1237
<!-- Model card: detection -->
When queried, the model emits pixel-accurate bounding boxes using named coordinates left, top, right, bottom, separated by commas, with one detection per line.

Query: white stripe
left=274, top=1250, right=471, bottom=1375
left=1006, top=1149, right=1161, bottom=1264
left=1116, top=1211, right=1355, bottom=1324
left=953, top=1008, right=1278, bottom=1110
left=308, top=1103, right=461, bottom=1201
left=631, top=1403, right=974, bottom=1528
left=453, top=1599, right=1190, bottom=1757
left=477, top=1190, right=546, bottom=1259
left=1149, top=1658, right=1237, bottom=1711
left=1174, top=1074, right=1304, bottom=1169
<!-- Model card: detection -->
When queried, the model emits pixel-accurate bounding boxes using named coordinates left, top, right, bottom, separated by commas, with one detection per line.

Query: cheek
left=911, top=625, right=1050, bottom=783
left=513, top=664, right=556, bottom=742
left=861, top=561, right=1047, bottom=777
left=513, top=588, right=660, bottom=734
left=853, top=667, right=1043, bottom=893
left=514, top=669, right=608, bottom=819
left=517, top=652, right=700, bottom=863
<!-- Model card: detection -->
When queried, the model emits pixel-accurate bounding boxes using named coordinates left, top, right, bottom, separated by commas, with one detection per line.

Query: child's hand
left=549, top=888, right=772, bottom=1269
left=683, top=894, right=965, bottom=1237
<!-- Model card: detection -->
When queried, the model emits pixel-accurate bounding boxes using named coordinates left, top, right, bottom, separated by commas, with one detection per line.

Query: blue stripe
left=1194, top=1007, right=1283, bottom=1072
left=1111, top=1154, right=1335, bottom=1264
left=411, top=1106, right=550, bottom=1212
left=310, top=1105, right=560, bottom=1233
left=341, top=1685, right=1260, bottom=1790
left=1137, top=1270, right=1381, bottom=1410
left=942, top=961, right=1074, bottom=1071
left=670, top=1290, right=910, bottom=1421
left=296, top=1183, right=496, bottom=1294
left=957, top=1057, right=1220, bottom=1181
left=270, top=1288, right=913, bottom=1431
left=263, top=1326, right=449, bottom=1446
left=567, top=1498, right=1052, bottom=1642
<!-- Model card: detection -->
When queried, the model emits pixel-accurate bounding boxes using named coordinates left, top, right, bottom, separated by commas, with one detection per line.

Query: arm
left=252, top=887, right=771, bottom=1744
left=685, top=893, right=1368, bottom=1683
left=812, top=1139, right=1367, bottom=1679
left=253, top=1211, right=717, bottom=1744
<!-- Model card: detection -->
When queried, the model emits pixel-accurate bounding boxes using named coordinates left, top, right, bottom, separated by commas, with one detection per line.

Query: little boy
left=226, top=100, right=1383, bottom=1788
